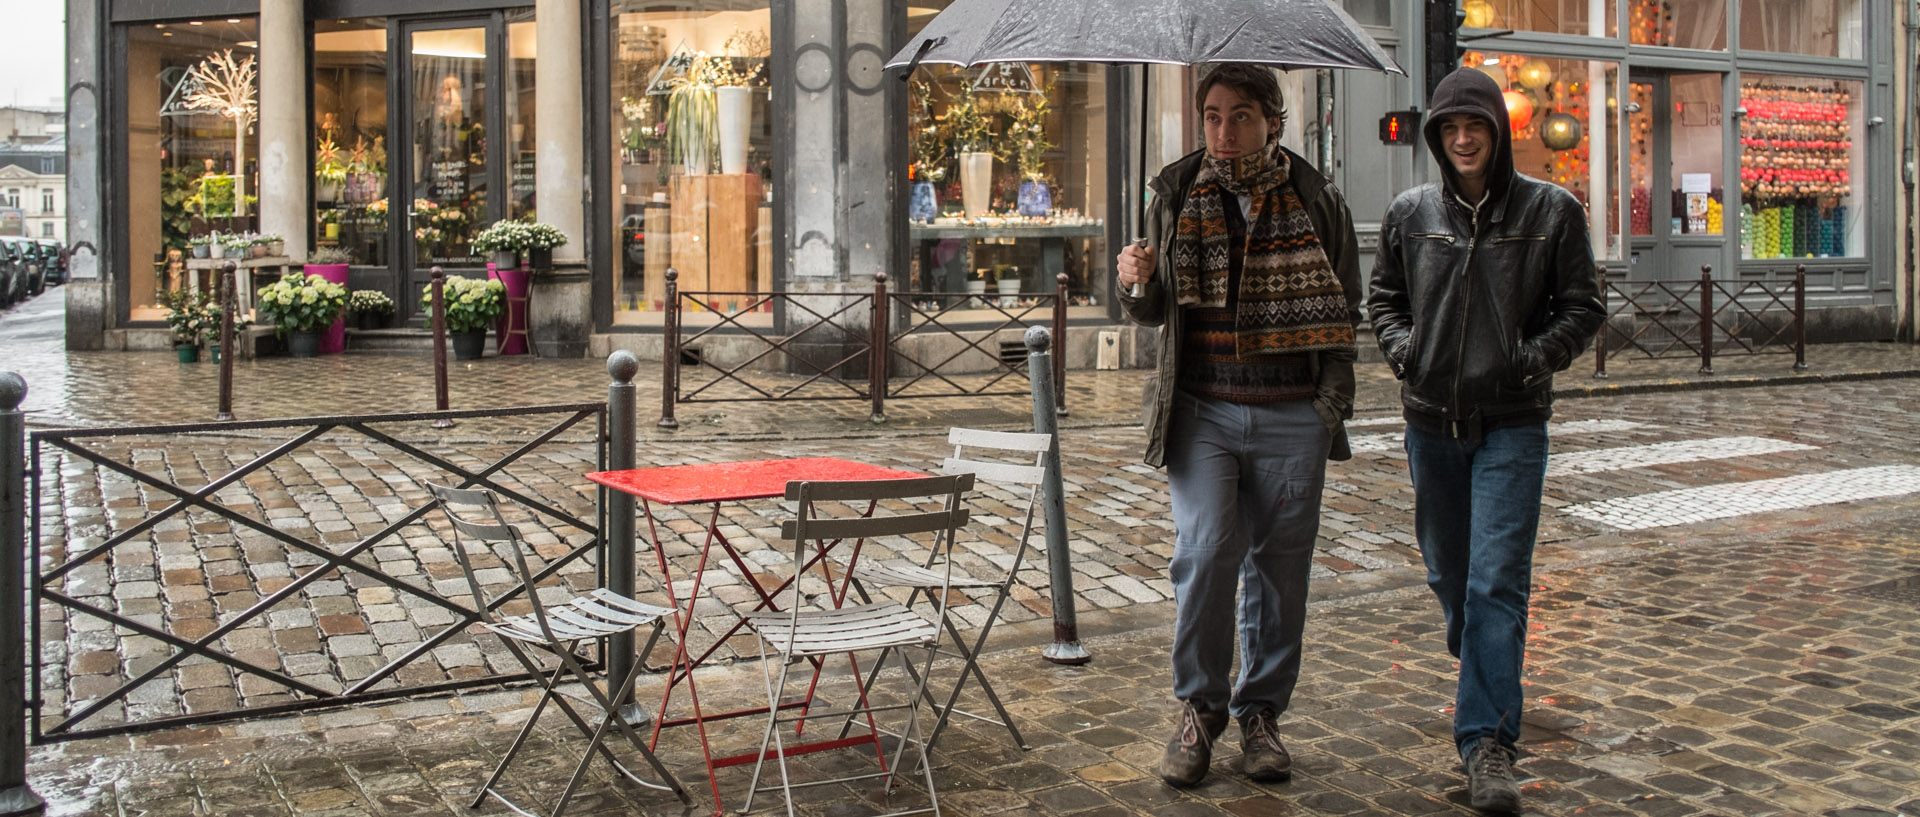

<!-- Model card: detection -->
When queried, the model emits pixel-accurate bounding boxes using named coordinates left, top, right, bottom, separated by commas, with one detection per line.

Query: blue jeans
left=1166, top=392, right=1330, bottom=722
left=1403, top=422, right=1548, bottom=757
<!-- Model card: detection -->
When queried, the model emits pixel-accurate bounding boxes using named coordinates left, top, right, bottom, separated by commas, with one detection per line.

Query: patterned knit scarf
left=1171, top=145, right=1356, bottom=356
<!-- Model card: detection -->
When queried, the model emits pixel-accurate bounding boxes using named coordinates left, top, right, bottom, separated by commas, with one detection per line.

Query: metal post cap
left=1024, top=325, right=1052, bottom=353
left=607, top=350, right=639, bottom=383
left=0, top=372, right=23, bottom=410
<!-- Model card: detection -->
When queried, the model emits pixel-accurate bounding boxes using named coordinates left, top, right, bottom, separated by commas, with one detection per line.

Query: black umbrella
left=888, top=0, right=1403, bottom=290
left=889, top=0, right=1401, bottom=74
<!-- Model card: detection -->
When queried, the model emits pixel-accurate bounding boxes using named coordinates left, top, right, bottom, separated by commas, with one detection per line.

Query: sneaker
left=1464, top=738, right=1522, bottom=814
left=1158, top=701, right=1227, bottom=787
left=1239, top=708, right=1292, bottom=781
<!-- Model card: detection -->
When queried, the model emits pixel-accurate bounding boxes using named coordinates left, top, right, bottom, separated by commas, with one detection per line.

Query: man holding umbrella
left=1115, top=63, right=1363, bottom=788
left=1368, top=66, right=1602, bottom=813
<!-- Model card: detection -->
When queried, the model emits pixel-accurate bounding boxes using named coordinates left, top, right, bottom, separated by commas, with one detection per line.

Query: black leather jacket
left=1367, top=68, right=1603, bottom=438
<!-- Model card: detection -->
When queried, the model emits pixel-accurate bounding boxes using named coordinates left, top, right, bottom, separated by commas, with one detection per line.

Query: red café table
left=585, top=457, right=923, bottom=812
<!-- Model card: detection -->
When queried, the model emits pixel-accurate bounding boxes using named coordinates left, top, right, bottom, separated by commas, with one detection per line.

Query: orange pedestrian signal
left=1378, top=110, right=1421, bottom=145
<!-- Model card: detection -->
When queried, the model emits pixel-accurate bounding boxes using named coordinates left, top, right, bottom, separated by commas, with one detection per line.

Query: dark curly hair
left=1193, top=63, right=1287, bottom=132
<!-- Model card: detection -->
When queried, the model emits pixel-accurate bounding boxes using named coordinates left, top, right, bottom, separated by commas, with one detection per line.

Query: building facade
left=61, top=0, right=1916, bottom=353
left=0, top=141, right=67, bottom=242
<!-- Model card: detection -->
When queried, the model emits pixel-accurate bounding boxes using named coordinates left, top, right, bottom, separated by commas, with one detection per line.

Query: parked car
left=36, top=239, right=66, bottom=287
left=12, top=238, right=46, bottom=296
left=0, top=239, right=25, bottom=307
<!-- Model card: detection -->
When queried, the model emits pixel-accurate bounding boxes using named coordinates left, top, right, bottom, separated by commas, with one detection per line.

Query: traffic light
left=1378, top=110, right=1422, bottom=145
left=1424, top=0, right=1466, bottom=103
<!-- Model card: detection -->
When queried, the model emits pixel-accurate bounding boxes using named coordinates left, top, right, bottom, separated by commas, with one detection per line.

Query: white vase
left=996, top=276, right=1022, bottom=307
left=960, top=151, right=994, bottom=218
left=716, top=86, right=753, bottom=176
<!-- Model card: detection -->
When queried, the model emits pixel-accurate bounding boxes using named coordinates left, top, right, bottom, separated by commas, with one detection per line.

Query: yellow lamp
left=1463, top=0, right=1496, bottom=29
left=1540, top=112, right=1583, bottom=150
left=1517, top=60, right=1554, bottom=90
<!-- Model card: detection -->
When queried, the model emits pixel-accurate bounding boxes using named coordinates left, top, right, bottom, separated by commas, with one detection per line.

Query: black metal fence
left=658, top=270, right=1068, bottom=427
left=25, top=402, right=608, bottom=743
left=1595, top=264, right=1808, bottom=376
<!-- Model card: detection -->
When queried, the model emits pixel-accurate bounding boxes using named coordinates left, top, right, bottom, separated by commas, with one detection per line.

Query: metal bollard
left=1027, top=328, right=1089, bottom=665
left=0, top=373, right=49, bottom=816
left=1593, top=264, right=1609, bottom=379
left=1053, top=273, right=1068, bottom=417
left=658, top=269, right=680, bottom=429
left=604, top=352, right=648, bottom=724
left=1698, top=264, right=1715, bottom=375
left=216, top=264, right=237, bottom=421
left=1793, top=265, right=1809, bottom=371
left=870, top=273, right=888, bottom=423
left=429, top=267, right=455, bottom=429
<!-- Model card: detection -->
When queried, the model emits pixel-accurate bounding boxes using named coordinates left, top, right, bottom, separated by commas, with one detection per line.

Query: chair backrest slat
left=782, top=507, right=970, bottom=542
left=947, top=427, right=1052, bottom=452
left=782, top=473, right=973, bottom=502
left=445, top=514, right=516, bottom=542
left=943, top=457, right=1045, bottom=486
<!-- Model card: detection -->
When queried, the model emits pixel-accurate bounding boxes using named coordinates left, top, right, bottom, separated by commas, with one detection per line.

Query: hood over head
left=1424, top=67, right=1515, bottom=203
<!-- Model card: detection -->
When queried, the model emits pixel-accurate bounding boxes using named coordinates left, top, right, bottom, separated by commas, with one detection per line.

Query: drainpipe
left=1316, top=70, right=1336, bottom=177
left=1904, top=0, right=1918, bottom=342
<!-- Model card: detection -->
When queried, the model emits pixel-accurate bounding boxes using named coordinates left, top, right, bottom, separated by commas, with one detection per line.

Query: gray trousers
left=1165, top=390, right=1331, bottom=722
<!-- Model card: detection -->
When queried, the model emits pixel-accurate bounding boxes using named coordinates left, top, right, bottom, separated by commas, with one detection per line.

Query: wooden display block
left=671, top=173, right=763, bottom=311
left=643, top=202, right=671, bottom=310
left=756, top=204, right=774, bottom=306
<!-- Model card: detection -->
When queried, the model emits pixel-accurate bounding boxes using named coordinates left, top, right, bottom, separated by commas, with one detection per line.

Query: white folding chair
left=425, top=482, right=691, bottom=817
left=845, top=428, right=1051, bottom=752
left=739, top=473, right=974, bottom=817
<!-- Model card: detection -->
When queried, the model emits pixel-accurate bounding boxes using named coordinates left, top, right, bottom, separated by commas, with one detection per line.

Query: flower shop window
left=1467, top=52, right=1623, bottom=260
left=1739, top=0, right=1863, bottom=58
left=901, top=62, right=1110, bottom=321
left=313, top=17, right=391, bottom=268
left=608, top=1, right=774, bottom=326
left=1738, top=75, right=1864, bottom=259
left=125, top=17, right=260, bottom=323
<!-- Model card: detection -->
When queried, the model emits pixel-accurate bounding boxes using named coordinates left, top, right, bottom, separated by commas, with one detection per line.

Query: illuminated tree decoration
left=182, top=49, right=259, bottom=218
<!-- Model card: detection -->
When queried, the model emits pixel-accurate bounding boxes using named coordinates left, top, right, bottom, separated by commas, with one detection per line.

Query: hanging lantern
left=1503, top=90, right=1535, bottom=131
left=1463, top=0, right=1497, bottom=28
left=1517, top=60, right=1554, bottom=90
left=1477, top=61, right=1508, bottom=89
left=1540, top=112, right=1583, bottom=150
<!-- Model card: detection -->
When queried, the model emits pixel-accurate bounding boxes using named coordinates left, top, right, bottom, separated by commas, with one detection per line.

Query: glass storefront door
left=1625, top=70, right=1725, bottom=281
left=401, top=21, right=493, bottom=316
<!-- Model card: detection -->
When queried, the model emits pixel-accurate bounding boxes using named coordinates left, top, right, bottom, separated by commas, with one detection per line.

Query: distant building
left=0, top=106, right=65, bottom=145
left=0, top=139, right=65, bottom=241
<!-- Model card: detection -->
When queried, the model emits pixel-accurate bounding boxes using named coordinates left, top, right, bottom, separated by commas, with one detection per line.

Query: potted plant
left=188, top=235, right=214, bottom=259
left=162, top=288, right=212, bottom=362
left=348, top=289, right=395, bottom=331
left=471, top=220, right=528, bottom=269
left=314, top=135, right=347, bottom=203
left=1009, top=92, right=1055, bottom=217
left=421, top=275, right=506, bottom=360
left=664, top=50, right=721, bottom=176
left=249, top=234, right=270, bottom=258
left=908, top=79, right=948, bottom=224
left=946, top=84, right=996, bottom=218
left=262, top=233, right=285, bottom=257
left=223, top=234, right=254, bottom=260
left=255, top=272, right=348, bottom=358
left=523, top=222, right=568, bottom=271
left=713, top=29, right=768, bottom=175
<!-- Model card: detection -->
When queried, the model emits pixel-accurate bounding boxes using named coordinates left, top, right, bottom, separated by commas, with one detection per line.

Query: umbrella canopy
left=888, top=0, right=1401, bottom=74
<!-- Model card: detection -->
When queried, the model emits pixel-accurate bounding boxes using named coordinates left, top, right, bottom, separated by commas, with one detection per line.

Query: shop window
left=505, top=12, right=538, bottom=222
left=608, top=1, right=774, bottom=325
left=1739, top=75, right=1863, bottom=259
left=1628, top=0, right=1725, bottom=50
left=125, top=18, right=259, bottom=322
left=1345, top=0, right=1392, bottom=28
left=1466, top=53, right=1623, bottom=260
left=1460, top=0, right=1616, bottom=38
left=1740, top=0, right=1862, bottom=58
left=312, top=18, right=390, bottom=267
left=902, top=62, right=1108, bottom=319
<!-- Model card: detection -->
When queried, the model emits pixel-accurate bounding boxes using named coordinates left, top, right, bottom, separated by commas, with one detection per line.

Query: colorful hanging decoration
left=1463, top=0, right=1497, bottom=28
left=1517, top=60, right=1554, bottom=91
left=1502, top=90, right=1534, bottom=132
left=1540, top=112, right=1582, bottom=150
left=1738, top=79, right=1852, bottom=257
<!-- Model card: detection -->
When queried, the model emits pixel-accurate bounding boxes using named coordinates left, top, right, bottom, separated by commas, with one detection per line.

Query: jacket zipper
left=1451, top=200, right=1483, bottom=437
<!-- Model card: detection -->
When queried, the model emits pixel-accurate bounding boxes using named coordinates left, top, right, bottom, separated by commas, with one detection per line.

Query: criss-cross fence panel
left=1594, top=265, right=1806, bottom=376
left=29, top=403, right=608, bottom=742
left=658, top=270, right=1068, bottom=427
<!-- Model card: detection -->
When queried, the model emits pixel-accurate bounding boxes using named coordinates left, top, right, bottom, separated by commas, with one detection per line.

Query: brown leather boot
left=1158, top=701, right=1228, bottom=787
left=1239, top=708, right=1293, bottom=781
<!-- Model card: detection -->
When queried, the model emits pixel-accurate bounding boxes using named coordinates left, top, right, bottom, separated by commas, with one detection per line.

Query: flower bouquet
left=255, top=272, right=348, bottom=357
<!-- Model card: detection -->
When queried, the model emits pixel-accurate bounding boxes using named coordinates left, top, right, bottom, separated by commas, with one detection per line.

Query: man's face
left=1437, top=114, right=1496, bottom=183
left=1202, top=83, right=1281, bottom=160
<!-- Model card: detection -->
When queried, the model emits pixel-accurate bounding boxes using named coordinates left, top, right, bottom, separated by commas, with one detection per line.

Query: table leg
left=642, top=500, right=725, bottom=815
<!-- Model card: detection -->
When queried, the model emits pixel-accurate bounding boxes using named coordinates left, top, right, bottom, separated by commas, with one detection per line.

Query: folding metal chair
left=846, top=428, right=1051, bottom=752
left=424, top=482, right=692, bottom=817
left=739, top=473, right=975, bottom=817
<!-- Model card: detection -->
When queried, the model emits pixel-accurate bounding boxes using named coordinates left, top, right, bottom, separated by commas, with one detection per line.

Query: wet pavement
left=7, top=289, right=1920, bottom=816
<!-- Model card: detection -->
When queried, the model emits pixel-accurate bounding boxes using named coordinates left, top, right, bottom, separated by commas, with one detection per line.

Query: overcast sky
left=1, top=6, right=68, bottom=111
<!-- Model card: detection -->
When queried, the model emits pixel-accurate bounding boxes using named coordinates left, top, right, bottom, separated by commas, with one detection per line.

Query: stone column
left=64, top=0, right=106, bottom=350
left=530, top=0, right=590, bottom=356
left=259, top=0, right=309, bottom=263
left=777, top=0, right=894, bottom=375
left=535, top=0, right=585, bottom=262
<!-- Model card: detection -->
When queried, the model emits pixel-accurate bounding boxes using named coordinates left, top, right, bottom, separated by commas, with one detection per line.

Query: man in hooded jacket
left=1367, top=67, right=1603, bottom=813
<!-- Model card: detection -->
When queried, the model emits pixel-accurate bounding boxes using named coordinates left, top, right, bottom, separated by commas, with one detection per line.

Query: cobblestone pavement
left=10, top=293, right=1920, bottom=816
left=19, top=372, right=1920, bottom=817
